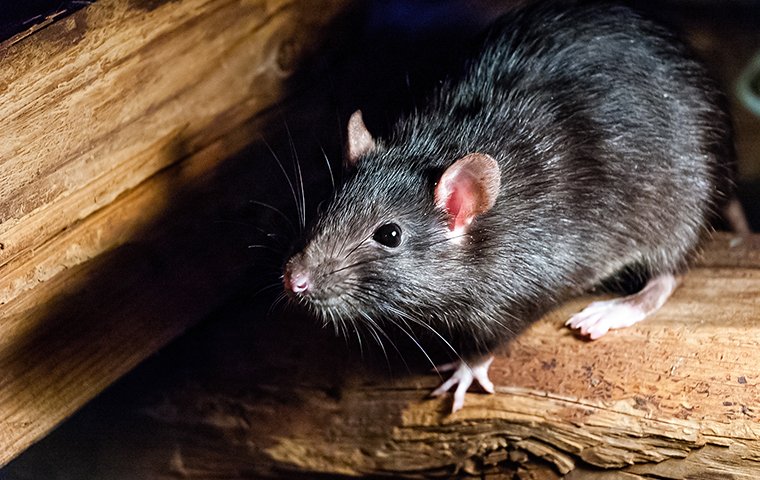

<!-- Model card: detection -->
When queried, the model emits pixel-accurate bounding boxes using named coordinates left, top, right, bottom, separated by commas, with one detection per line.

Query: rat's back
left=393, top=2, right=733, bottom=291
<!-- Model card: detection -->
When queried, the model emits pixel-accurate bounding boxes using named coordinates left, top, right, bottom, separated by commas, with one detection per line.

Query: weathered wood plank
left=0, top=0, right=355, bottom=466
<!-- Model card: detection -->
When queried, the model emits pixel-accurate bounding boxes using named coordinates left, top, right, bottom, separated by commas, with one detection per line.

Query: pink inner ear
left=446, top=191, right=464, bottom=221
left=435, top=153, right=500, bottom=234
left=439, top=174, right=478, bottom=232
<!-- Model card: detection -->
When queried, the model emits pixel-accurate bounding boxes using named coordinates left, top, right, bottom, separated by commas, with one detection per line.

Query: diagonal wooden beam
left=0, top=0, right=354, bottom=466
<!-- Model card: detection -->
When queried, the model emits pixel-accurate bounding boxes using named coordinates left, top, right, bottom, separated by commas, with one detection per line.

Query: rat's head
left=283, top=110, right=500, bottom=331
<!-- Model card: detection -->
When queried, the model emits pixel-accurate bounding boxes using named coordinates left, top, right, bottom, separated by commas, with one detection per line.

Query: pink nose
left=284, top=270, right=310, bottom=294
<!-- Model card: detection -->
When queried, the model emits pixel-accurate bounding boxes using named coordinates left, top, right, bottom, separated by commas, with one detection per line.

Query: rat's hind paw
left=566, top=300, right=646, bottom=339
left=431, top=356, right=494, bottom=413
left=566, top=273, right=678, bottom=339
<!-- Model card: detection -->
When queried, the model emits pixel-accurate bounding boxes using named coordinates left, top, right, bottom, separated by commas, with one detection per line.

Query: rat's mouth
left=289, top=291, right=351, bottom=315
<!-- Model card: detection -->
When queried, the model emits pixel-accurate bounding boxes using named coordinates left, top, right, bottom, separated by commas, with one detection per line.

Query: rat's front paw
left=431, top=355, right=495, bottom=413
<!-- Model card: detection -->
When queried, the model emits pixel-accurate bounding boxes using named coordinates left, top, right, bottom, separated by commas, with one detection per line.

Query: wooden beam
left=0, top=0, right=354, bottom=466
left=0, top=0, right=349, bottom=306
left=115, top=233, right=760, bottom=478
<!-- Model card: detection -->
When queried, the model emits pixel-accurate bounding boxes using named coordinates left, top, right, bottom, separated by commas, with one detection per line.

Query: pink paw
left=566, top=299, right=646, bottom=339
left=431, top=356, right=495, bottom=412
left=567, top=273, right=677, bottom=340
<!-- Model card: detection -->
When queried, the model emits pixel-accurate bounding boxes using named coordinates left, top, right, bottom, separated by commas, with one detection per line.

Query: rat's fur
left=285, top=2, right=734, bottom=360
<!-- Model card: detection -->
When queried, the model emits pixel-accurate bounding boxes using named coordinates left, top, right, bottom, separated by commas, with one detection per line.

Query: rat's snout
left=284, top=258, right=311, bottom=294
left=284, top=269, right=311, bottom=294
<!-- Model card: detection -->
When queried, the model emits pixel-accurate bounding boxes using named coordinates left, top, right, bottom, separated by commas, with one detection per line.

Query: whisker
left=283, top=120, right=307, bottom=231
left=390, top=317, right=438, bottom=372
left=342, top=231, right=375, bottom=261
left=349, top=316, right=365, bottom=359
left=250, top=200, right=296, bottom=235
left=327, top=254, right=393, bottom=276
left=247, top=244, right=282, bottom=253
left=347, top=288, right=439, bottom=373
left=318, top=144, right=336, bottom=193
left=260, top=136, right=303, bottom=235
left=339, top=311, right=354, bottom=347
left=399, top=311, right=464, bottom=365
left=345, top=298, right=409, bottom=374
left=358, top=311, right=391, bottom=370
left=375, top=326, right=410, bottom=374
left=327, top=309, right=341, bottom=338
left=395, top=314, right=467, bottom=376
left=352, top=284, right=465, bottom=367
left=230, top=221, right=288, bottom=242
left=253, top=281, right=283, bottom=297
left=267, top=292, right=288, bottom=318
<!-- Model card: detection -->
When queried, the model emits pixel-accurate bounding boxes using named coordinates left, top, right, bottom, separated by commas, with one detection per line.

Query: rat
left=282, top=2, right=735, bottom=412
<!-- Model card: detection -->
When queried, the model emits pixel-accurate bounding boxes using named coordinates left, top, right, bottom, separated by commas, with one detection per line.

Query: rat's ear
left=434, top=153, right=500, bottom=235
left=345, top=110, right=376, bottom=167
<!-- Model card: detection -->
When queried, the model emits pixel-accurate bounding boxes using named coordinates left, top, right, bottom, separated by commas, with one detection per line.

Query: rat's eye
left=373, top=223, right=402, bottom=248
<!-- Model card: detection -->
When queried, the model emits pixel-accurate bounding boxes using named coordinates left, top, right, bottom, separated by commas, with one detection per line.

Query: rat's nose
left=284, top=269, right=311, bottom=294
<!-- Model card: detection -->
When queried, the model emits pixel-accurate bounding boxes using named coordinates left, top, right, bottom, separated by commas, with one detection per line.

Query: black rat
left=282, top=2, right=735, bottom=412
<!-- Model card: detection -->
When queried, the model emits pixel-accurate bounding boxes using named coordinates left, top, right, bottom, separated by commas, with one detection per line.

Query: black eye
left=373, top=223, right=402, bottom=247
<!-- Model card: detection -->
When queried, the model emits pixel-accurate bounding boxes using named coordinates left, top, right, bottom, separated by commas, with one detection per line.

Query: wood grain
left=0, top=0, right=349, bottom=306
left=0, top=0, right=354, bottom=467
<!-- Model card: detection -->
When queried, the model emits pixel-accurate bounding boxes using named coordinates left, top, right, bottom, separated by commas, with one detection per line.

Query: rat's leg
left=431, top=355, right=494, bottom=413
left=566, top=273, right=679, bottom=339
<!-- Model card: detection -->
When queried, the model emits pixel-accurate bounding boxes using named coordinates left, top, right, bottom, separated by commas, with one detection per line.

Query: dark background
left=0, top=2, right=92, bottom=40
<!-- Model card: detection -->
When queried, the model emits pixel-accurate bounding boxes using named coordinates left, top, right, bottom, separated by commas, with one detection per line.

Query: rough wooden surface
left=0, top=0, right=354, bottom=467
left=96, top=233, right=760, bottom=479
left=0, top=0, right=349, bottom=306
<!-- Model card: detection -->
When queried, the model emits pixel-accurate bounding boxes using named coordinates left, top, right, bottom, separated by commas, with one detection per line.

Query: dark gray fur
left=285, top=2, right=734, bottom=358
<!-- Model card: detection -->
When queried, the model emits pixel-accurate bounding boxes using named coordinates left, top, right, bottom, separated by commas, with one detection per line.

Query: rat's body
left=283, top=3, right=734, bottom=411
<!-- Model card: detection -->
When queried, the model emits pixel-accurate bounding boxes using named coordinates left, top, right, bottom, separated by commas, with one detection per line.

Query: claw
left=431, top=356, right=495, bottom=413
left=567, top=301, right=645, bottom=339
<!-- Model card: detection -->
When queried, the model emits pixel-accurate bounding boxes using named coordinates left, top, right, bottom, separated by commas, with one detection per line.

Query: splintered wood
left=0, top=0, right=353, bottom=467
left=137, top=234, right=760, bottom=479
